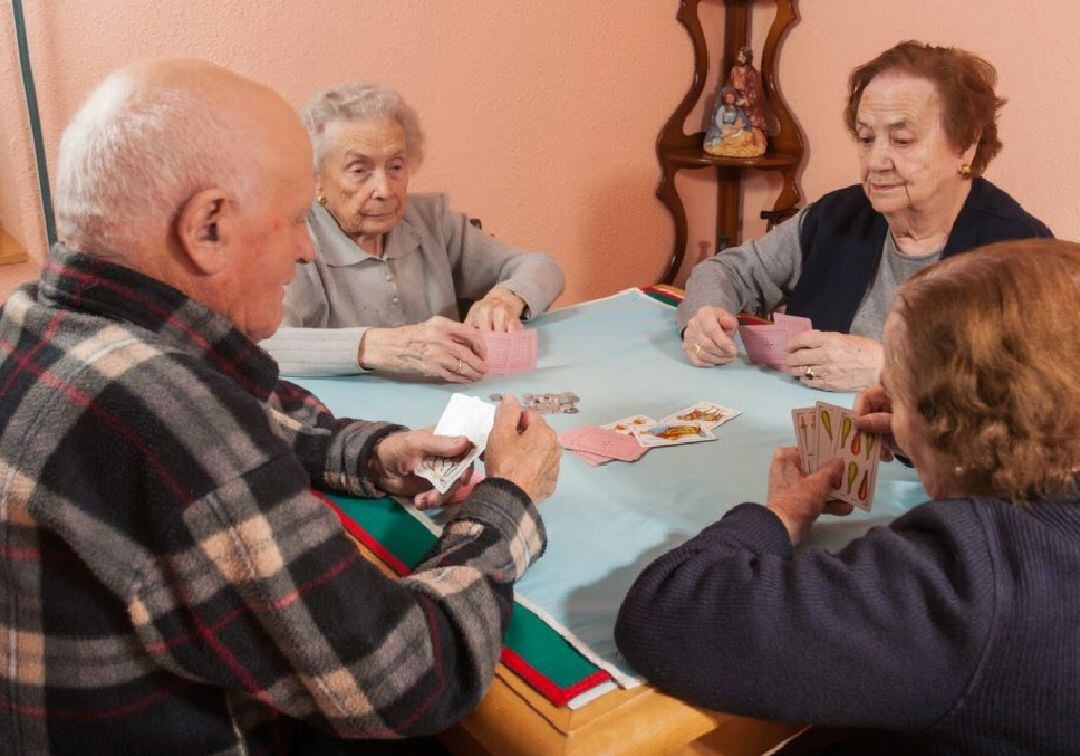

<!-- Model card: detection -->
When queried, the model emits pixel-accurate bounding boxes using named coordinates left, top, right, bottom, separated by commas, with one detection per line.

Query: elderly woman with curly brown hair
left=680, top=41, right=1053, bottom=392
left=617, top=239, right=1080, bottom=754
left=262, top=82, right=565, bottom=380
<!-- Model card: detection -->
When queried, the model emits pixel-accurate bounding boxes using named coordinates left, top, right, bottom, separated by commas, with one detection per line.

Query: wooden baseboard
left=0, top=229, right=30, bottom=265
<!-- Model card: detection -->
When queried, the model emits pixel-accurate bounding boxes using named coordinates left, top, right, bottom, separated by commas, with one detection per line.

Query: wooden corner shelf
left=663, top=148, right=800, bottom=169
left=656, top=0, right=805, bottom=284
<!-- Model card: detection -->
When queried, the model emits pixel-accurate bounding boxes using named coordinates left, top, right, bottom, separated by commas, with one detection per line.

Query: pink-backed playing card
left=571, top=450, right=612, bottom=467
left=740, top=325, right=791, bottom=369
left=559, top=425, right=645, bottom=462
left=740, top=314, right=812, bottom=369
left=773, top=312, right=812, bottom=333
left=482, top=330, right=538, bottom=375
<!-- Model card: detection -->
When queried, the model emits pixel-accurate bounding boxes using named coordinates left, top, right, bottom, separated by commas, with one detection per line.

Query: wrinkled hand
left=369, top=429, right=476, bottom=510
left=853, top=384, right=896, bottom=461
left=785, top=330, right=884, bottom=392
left=359, top=316, right=487, bottom=383
left=484, top=396, right=560, bottom=504
left=766, top=448, right=850, bottom=546
left=682, top=306, right=739, bottom=366
left=464, top=288, right=525, bottom=332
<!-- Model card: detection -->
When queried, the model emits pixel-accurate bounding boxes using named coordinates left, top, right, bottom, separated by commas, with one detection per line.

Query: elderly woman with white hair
left=262, top=82, right=565, bottom=380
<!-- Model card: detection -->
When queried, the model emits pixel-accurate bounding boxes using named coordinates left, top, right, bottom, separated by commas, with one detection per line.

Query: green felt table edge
left=326, top=494, right=604, bottom=692
left=640, top=286, right=681, bottom=308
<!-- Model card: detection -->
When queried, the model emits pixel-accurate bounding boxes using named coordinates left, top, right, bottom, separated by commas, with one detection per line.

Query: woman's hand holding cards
left=785, top=331, right=884, bottom=391
left=683, top=306, right=740, bottom=366
left=766, top=448, right=850, bottom=546
left=853, top=385, right=896, bottom=461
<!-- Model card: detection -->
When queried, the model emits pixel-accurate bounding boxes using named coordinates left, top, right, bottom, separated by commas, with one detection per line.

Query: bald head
left=56, top=59, right=306, bottom=260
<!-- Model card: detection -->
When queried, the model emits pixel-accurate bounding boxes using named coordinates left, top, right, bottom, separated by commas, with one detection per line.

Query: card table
left=291, top=290, right=927, bottom=754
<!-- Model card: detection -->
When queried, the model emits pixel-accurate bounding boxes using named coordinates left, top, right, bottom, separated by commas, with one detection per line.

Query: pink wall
left=677, top=0, right=1080, bottom=279
left=2, top=1, right=1079, bottom=303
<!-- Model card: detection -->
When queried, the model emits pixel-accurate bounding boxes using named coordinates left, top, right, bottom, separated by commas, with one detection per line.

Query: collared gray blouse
left=262, top=193, right=565, bottom=375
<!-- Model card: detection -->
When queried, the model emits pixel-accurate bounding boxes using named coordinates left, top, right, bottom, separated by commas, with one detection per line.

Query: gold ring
left=456, top=358, right=463, bottom=374
left=693, top=343, right=702, bottom=356
left=804, top=367, right=815, bottom=380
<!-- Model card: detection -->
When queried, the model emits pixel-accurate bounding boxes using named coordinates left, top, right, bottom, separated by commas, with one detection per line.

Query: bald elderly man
left=0, top=61, right=560, bottom=754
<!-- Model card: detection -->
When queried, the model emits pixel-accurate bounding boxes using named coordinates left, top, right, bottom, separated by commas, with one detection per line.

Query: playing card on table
left=570, top=449, right=614, bottom=467
left=601, top=415, right=658, bottom=436
left=416, top=393, right=496, bottom=494
left=481, top=329, right=537, bottom=375
left=560, top=425, right=646, bottom=462
left=661, top=401, right=740, bottom=431
left=634, top=421, right=716, bottom=448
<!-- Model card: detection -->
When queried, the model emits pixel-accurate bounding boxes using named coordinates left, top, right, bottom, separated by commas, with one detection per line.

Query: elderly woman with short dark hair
left=618, top=238, right=1080, bottom=753
left=263, top=82, right=565, bottom=379
left=680, top=41, right=1052, bottom=391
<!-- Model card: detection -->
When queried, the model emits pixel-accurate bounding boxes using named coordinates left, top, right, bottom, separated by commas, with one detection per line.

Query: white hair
left=301, top=82, right=425, bottom=173
left=56, top=71, right=257, bottom=256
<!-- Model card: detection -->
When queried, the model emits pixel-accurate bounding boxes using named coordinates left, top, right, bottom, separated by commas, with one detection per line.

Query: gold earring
left=958, top=164, right=972, bottom=178
left=317, top=195, right=328, bottom=207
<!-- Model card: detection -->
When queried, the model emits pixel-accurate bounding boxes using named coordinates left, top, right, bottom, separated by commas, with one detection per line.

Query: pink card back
left=482, top=330, right=538, bottom=375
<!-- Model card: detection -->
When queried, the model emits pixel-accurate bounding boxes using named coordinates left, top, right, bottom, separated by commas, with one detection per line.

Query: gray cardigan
left=262, top=193, right=565, bottom=375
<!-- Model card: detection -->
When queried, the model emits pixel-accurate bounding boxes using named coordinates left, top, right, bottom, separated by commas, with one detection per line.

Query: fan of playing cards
left=415, top=393, right=496, bottom=494
left=740, top=312, right=812, bottom=370
left=792, top=402, right=881, bottom=510
left=481, top=329, right=537, bottom=375
left=559, top=401, right=741, bottom=467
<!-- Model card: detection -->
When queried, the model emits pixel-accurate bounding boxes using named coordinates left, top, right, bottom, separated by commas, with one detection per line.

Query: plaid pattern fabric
left=0, top=245, right=546, bottom=755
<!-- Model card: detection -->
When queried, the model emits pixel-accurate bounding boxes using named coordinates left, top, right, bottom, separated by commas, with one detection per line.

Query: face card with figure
left=661, top=401, right=740, bottom=431
left=601, top=415, right=658, bottom=436
left=635, top=422, right=716, bottom=448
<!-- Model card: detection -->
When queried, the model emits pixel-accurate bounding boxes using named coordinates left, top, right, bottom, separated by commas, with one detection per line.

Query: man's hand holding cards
left=415, top=393, right=496, bottom=496
left=791, top=401, right=882, bottom=510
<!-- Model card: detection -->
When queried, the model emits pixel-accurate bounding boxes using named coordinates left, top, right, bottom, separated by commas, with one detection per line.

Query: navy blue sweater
left=786, top=178, right=1052, bottom=333
left=615, top=495, right=1080, bottom=754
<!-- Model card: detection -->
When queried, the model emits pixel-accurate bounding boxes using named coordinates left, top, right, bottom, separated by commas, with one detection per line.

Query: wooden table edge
left=347, top=534, right=799, bottom=755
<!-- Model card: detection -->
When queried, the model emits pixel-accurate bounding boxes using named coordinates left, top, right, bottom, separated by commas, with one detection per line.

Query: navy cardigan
left=786, top=179, right=1052, bottom=333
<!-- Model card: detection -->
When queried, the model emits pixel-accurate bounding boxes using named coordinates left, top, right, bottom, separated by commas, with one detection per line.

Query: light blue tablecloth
left=291, top=290, right=928, bottom=682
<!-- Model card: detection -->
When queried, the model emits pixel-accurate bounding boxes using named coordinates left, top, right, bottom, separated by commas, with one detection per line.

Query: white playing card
left=417, top=394, right=496, bottom=494
left=791, top=408, right=819, bottom=473
left=828, top=410, right=881, bottom=511
left=601, top=415, right=658, bottom=435
left=814, top=402, right=847, bottom=465
left=661, top=401, right=741, bottom=431
left=634, top=421, right=716, bottom=448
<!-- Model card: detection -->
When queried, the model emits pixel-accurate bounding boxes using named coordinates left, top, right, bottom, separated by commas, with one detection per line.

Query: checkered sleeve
left=130, top=452, right=543, bottom=739
left=264, top=379, right=405, bottom=496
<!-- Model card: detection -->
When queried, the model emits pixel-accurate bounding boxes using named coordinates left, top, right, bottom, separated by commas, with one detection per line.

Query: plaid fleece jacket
left=0, top=245, right=546, bottom=754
